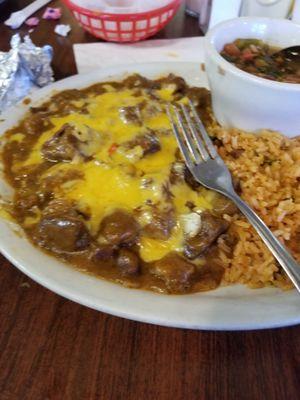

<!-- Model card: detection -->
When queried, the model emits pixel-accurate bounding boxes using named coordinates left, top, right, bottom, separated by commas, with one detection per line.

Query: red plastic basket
left=63, top=0, right=182, bottom=42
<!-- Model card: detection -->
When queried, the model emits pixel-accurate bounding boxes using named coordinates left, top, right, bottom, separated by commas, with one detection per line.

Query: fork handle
left=226, top=191, right=300, bottom=292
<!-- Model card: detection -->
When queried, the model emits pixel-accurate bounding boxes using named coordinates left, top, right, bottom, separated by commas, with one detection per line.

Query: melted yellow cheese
left=18, top=85, right=215, bottom=261
left=9, top=133, right=25, bottom=143
left=155, top=86, right=176, bottom=101
left=65, top=162, right=144, bottom=234
left=140, top=224, right=183, bottom=262
left=172, top=183, right=215, bottom=214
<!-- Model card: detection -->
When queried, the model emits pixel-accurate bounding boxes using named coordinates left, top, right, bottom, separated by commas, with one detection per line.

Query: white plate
left=0, top=62, right=299, bottom=331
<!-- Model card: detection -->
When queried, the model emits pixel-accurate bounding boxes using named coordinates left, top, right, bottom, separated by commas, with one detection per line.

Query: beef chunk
left=151, top=252, right=196, bottom=293
left=42, top=124, right=103, bottom=162
left=72, top=125, right=105, bottom=158
left=41, top=124, right=78, bottom=162
left=117, top=249, right=140, bottom=276
left=121, top=100, right=161, bottom=120
left=119, top=106, right=142, bottom=125
left=185, top=87, right=211, bottom=108
left=212, top=195, right=238, bottom=216
left=126, top=131, right=161, bottom=156
left=184, top=167, right=201, bottom=190
left=184, top=212, right=229, bottom=259
left=93, top=244, right=116, bottom=261
left=138, top=132, right=160, bottom=155
left=36, top=217, right=90, bottom=253
left=34, top=200, right=90, bottom=253
left=143, top=207, right=175, bottom=240
left=91, top=244, right=116, bottom=269
left=160, top=74, right=186, bottom=95
left=192, top=258, right=224, bottom=292
left=169, top=162, right=185, bottom=184
left=99, top=210, right=140, bottom=246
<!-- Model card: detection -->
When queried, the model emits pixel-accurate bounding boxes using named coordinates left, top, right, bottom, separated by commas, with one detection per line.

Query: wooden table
left=0, top=2, right=299, bottom=399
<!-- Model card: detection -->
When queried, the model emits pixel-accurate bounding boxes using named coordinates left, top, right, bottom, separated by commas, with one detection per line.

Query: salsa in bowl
left=221, top=38, right=300, bottom=84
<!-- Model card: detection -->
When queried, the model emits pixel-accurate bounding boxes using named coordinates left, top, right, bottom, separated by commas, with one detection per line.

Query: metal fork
left=168, top=101, right=300, bottom=293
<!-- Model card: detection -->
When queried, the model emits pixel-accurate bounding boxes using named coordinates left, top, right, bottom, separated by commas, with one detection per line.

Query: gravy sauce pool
left=1, top=74, right=237, bottom=294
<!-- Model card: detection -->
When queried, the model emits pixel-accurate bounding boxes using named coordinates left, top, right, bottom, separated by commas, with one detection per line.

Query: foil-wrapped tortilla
left=0, top=34, right=53, bottom=112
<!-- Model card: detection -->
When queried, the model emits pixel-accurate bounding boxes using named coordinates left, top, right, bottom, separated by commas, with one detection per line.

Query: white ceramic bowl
left=204, top=17, right=300, bottom=138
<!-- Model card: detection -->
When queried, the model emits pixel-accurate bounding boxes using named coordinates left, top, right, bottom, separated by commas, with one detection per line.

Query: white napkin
left=74, top=37, right=205, bottom=74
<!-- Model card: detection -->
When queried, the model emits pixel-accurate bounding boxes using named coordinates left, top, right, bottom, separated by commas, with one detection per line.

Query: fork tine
left=188, top=100, right=218, bottom=159
left=166, top=105, right=194, bottom=169
left=180, top=104, right=210, bottom=162
left=171, top=105, right=202, bottom=164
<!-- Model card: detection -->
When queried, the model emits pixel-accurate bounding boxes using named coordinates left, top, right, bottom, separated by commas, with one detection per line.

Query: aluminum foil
left=0, top=34, right=53, bottom=112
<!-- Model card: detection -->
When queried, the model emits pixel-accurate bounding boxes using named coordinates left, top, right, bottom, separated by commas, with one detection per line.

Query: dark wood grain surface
left=0, top=2, right=299, bottom=399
